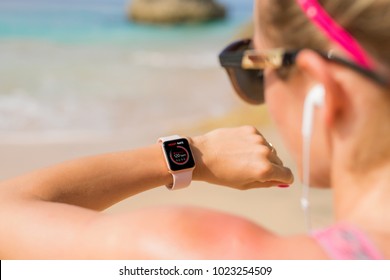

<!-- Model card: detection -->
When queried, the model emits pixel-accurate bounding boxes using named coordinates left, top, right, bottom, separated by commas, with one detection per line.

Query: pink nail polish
left=278, top=184, right=290, bottom=188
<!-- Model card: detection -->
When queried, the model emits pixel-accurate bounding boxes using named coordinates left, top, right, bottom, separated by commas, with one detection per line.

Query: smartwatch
left=158, top=135, right=196, bottom=190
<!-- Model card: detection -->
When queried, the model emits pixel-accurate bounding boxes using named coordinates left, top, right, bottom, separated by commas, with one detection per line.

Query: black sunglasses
left=219, top=39, right=389, bottom=105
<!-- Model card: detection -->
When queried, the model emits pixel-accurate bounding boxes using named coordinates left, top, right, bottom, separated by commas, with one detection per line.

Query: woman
left=0, top=0, right=389, bottom=259
left=218, top=0, right=390, bottom=259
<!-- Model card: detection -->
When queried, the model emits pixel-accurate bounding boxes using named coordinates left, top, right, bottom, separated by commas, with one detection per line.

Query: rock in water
left=128, top=0, right=226, bottom=24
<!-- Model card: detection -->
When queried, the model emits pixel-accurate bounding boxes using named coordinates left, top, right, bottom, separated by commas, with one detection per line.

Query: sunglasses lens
left=225, top=67, right=264, bottom=105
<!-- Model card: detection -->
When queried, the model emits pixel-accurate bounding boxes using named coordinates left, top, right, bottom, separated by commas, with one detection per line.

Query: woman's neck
left=332, top=159, right=390, bottom=257
left=332, top=160, right=390, bottom=219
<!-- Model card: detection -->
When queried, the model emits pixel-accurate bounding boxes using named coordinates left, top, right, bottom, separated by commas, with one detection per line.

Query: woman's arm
left=2, top=143, right=172, bottom=211
left=0, top=126, right=294, bottom=259
left=0, top=126, right=293, bottom=211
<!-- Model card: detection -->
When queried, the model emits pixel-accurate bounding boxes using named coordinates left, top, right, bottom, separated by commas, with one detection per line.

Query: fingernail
left=278, top=184, right=290, bottom=188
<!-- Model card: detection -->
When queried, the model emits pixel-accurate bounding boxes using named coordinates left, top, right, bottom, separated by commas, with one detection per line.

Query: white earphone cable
left=301, top=134, right=312, bottom=232
left=300, top=84, right=325, bottom=233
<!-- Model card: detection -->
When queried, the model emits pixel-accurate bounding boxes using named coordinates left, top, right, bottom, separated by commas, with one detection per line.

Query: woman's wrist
left=188, top=135, right=208, bottom=182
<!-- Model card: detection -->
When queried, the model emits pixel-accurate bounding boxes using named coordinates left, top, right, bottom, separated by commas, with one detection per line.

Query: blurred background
left=0, top=0, right=332, bottom=235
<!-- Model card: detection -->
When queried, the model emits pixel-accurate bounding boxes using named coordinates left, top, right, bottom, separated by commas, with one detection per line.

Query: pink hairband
left=296, top=0, right=375, bottom=69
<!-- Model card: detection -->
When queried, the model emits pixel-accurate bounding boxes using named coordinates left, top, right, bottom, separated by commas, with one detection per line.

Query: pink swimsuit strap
left=311, top=223, right=383, bottom=260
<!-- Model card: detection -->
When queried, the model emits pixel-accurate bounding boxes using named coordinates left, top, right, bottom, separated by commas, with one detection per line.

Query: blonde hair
left=259, top=0, right=390, bottom=170
left=260, top=0, right=390, bottom=67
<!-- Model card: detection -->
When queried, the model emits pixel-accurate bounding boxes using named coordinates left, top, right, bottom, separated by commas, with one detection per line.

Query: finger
left=261, top=143, right=283, bottom=166
left=243, top=181, right=282, bottom=189
left=268, top=142, right=277, bottom=155
left=244, top=162, right=293, bottom=190
left=242, top=179, right=293, bottom=189
left=267, top=164, right=294, bottom=184
left=267, top=150, right=283, bottom=166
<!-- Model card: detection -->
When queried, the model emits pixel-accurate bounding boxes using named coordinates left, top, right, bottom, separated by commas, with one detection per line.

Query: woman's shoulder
left=107, top=205, right=329, bottom=259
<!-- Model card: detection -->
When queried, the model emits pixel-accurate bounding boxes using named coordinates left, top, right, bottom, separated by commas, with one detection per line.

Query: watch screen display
left=163, top=138, right=195, bottom=171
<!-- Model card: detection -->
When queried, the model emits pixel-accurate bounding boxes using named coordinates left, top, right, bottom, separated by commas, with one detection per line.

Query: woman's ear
left=296, top=49, right=345, bottom=128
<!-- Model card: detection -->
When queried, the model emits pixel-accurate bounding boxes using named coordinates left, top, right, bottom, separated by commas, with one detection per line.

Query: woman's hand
left=191, top=126, right=294, bottom=190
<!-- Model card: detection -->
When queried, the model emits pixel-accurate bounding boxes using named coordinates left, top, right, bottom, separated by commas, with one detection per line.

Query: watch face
left=163, top=138, right=195, bottom=171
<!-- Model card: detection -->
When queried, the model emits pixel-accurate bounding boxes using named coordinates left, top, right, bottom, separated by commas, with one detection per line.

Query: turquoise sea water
left=0, top=0, right=253, bottom=141
left=0, top=0, right=252, bottom=45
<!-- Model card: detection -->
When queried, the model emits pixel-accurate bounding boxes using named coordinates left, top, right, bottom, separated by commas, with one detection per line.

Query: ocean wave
left=0, top=91, right=113, bottom=131
left=129, top=50, right=220, bottom=69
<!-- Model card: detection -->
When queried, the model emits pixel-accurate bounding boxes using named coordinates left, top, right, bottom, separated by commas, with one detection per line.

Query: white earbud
left=300, top=84, right=325, bottom=232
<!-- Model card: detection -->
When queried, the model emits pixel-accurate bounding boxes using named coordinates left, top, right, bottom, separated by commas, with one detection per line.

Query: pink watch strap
left=167, top=170, right=193, bottom=190
left=158, top=135, right=194, bottom=190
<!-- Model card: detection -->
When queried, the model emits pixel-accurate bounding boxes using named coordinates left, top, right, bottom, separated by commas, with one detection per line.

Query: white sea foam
left=129, top=50, right=219, bottom=69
